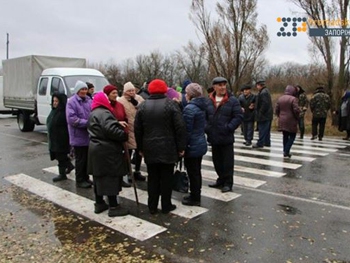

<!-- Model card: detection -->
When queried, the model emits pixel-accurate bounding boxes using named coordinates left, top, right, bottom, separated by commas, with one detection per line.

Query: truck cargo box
left=2, top=55, right=86, bottom=110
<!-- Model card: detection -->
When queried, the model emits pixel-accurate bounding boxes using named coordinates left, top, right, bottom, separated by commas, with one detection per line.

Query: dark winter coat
left=338, top=91, right=350, bottom=131
left=275, top=85, right=300, bottom=133
left=255, top=87, right=273, bottom=122
left=183, top=97, right=208, bottom=158
left=46, top=93, right=70, bottom=160
left=205, top=92, right=243, bottom=145
left=238, top=93, right=256, bottom=122
left=134, top=94, right=187, bottom=164
left=87, top=95, right=128, bottom=179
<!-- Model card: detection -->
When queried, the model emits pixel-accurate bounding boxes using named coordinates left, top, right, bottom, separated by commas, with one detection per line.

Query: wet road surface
left=1, top=115, right=350, bottom=263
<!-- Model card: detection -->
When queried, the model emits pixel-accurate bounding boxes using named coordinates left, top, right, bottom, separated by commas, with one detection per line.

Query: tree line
left=90, top=0, right=349, bottom=111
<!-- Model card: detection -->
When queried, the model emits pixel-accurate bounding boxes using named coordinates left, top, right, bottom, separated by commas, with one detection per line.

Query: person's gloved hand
left=130, top=97, right=138, bottom=106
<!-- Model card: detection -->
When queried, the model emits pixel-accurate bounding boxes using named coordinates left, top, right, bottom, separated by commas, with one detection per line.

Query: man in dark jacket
left=134, top=79, right=186, bottom=214
left=206, top=77, right=243, bottom=193
left=310, top=86, right=331, bottom=141
left=238, top=84, right=256, bottom=146
left=253, top=80, right=273, bottom=148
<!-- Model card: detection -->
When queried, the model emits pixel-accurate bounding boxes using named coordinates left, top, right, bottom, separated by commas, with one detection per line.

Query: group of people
left=46, top=76, right=350, bottom=217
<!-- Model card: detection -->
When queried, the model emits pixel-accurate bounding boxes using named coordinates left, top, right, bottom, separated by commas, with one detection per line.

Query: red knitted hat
left=148, top=79, right=168, bottom=94
left=103, top=85, right=117, bottom=96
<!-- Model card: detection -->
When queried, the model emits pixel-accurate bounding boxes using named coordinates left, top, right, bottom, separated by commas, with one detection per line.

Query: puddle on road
left=277, top=204, right=302, bottom=215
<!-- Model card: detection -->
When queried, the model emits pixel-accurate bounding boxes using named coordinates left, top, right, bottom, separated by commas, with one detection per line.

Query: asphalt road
left=1, top=115, right=350, bottom=263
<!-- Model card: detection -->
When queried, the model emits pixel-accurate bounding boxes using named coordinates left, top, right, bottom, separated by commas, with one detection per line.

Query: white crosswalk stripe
left=234, top=137, right=338, bottom=152
left=5, top=133, right=349, bottom=242
left=205, top=151, right=301, bottom=169
left=44, top=166, right=241, bottom=204
left=233, top=148, right=316, bottom=162
left=202, top=160, right=286, bottom=178
left=5, top=174, right=166, bottom=241
left=267, top=133, right=349, bottom=147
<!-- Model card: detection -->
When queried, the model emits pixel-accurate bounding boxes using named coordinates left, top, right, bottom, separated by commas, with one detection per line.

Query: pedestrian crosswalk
left=5, top=173, right=166, bottom=241
left=5, top=133, right=350, bottom=241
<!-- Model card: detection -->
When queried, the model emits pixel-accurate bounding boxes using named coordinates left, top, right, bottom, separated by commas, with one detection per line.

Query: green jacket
left=310, top=92, right=330, bottom=118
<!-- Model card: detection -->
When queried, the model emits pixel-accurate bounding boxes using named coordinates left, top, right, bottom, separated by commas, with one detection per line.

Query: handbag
left=172, top=159, right=189, bottom=193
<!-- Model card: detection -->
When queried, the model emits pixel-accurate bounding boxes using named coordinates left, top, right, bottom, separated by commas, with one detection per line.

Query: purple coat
left=66, top=94, right=92, bottom=146
left=275, top=85, right=300, bottom=133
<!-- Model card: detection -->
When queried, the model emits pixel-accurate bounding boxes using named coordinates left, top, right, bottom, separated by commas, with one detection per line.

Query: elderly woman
left=275, top=85, right=301, bottom=158
left=337, top=90, right=350, bottom=140
left=182, top=83, right=208, bottom=206
left=47, top=93, right=74, bottom=182
left=88, top=91, right=129, bottom=217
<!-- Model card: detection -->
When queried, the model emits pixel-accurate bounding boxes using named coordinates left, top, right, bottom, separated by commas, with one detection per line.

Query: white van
left=2, top=55, right=109, bottom=131
left=36, top=68, right=108, bottom=125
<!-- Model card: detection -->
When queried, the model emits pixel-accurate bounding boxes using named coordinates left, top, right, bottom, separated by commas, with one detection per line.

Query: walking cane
left=123, top=142, right=139, bottom=205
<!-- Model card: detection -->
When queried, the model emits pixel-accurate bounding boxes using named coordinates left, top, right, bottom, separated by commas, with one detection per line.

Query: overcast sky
left=0, top=0, right=311, bottom=66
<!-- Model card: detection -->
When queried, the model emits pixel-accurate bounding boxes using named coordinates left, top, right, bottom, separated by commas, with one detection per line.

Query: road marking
left=233, top=148, right=315, bottom=162
left=267, top=133, right=350, bottom=147
left=201, top=159, right=286, bottom=178
left=201, top=169, right=266, bottom=188
left=5, top=173, right=166, bottom=241
left=269, top=137, right=346, bottom=149
left=235, top=137, right=338, bottom=152
left=205, top=151, right=301, bottom=169
left=234, top=165, right=286, bottom=178
left=234, top=142, right=329, bottom=156
left=44, top=166, right=211, bottom=218
left=119, top=187, right=208, bottom=218
left=236, top=184, right=350, bottom=212
left=142, top=160, right=268, bottom=188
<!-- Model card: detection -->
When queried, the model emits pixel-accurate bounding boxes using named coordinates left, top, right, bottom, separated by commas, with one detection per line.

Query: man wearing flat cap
left=238, top=84, right=256, bottom=146
left=253, top=80, right=273, bottom=148
left=206, top=77, right=243, bottom=192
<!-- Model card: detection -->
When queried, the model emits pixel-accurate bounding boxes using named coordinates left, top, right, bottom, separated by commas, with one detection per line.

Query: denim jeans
left=282, top=131, right=296, bottom=155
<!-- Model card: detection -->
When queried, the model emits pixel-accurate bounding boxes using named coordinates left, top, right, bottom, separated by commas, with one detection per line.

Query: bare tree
left=190, top=0, right=269, bottom=93
left=290, top=0, right=350, bottom=118
left=176, top=41, right=210, bottom=87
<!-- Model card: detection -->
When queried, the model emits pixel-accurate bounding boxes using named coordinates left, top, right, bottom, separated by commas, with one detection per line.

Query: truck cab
left=35, top=68, right=108, bottom=127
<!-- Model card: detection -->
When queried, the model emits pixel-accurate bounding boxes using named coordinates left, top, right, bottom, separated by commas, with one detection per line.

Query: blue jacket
left=183, top=97, right=208, bottom=158
left=205, top=92, right=243, bottom=145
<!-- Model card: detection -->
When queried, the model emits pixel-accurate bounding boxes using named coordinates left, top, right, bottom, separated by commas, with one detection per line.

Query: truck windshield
left=63, top=76, right=109, bottom=96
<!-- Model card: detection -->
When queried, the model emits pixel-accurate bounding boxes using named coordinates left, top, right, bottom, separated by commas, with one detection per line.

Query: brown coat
left=118, top=94, right=144, bottom=149
left=275, top=85, right=300, bottom=133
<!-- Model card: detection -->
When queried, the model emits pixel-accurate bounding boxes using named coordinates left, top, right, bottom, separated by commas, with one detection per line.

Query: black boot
left=53, top=166, right=68, bottom=182
left=94, top=202, right=109, bottom=214
left=133, top=172, right=146, bottom=181
left=182, top=194, right=200, bottom=206
left=66, top=162, right=75, bottom=174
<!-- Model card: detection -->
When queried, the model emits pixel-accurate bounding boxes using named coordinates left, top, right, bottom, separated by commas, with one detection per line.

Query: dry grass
left=271, top=93, right=344, bottom=137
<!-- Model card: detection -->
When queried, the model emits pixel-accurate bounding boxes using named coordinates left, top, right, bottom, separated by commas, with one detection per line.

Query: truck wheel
left=17, top=111, right=35, bottom=132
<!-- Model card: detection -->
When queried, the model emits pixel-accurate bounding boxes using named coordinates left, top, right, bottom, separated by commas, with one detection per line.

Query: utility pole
left=6, top=33, right=9, bottom=59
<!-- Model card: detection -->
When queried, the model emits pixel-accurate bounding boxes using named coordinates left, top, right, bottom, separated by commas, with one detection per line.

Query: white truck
left=2, top=55, right=108, bottom=131
left=0, top=76, right=13, bottom=114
